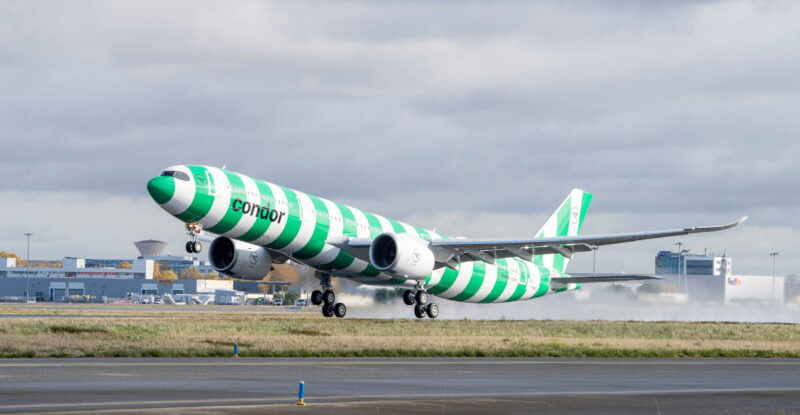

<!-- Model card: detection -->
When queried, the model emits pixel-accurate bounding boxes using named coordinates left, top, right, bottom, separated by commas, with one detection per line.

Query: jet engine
left=369, top=233, right=435, bottom=280
left=208, top=236, right=272, bottom=280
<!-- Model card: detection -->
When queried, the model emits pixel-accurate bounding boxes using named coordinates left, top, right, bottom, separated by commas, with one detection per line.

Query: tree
left=179, top=267, right=204, bottom=279
left=203, top=272, right=221, bottom=280
left=606, top=284, right=633, bottom=295
left=0, top=251, right=25, bottom=266
left=636, top=282, right=662, bottom=294
left=660, top=283, right=680, bottom=293
left=159, top=269, right=178, bottom=281
left=116, top=261, right=132, bottom=269
left=284, top=292, right=299, bottom=305
left=152, top=262, right=176, bottom=280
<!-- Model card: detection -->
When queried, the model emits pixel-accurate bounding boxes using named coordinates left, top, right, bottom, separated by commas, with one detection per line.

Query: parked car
left=273, top=299, right=283, bottom=306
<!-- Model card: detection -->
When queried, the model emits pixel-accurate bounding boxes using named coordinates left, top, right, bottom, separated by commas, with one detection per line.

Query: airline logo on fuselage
left=231, top=199, right=286, bottom=224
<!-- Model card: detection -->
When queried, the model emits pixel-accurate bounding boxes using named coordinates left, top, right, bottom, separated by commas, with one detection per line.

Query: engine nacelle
left=369, top=233, right=435, bottom=280
left=208, top=236, right=272, bottom=280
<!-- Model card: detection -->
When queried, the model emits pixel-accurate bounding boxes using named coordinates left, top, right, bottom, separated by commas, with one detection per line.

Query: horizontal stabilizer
left=552, top=274, right=662, bottom=284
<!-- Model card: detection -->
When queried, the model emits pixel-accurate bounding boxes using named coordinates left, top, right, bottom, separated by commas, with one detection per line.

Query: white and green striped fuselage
left=148, top=165, right=589, bottom=303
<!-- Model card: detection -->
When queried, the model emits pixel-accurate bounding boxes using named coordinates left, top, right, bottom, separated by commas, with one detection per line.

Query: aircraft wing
left=330, top=217, right=746, bottom=268
left=551, top=274, right=662, bottom=284
left=427, top=217, right=747, bottom=265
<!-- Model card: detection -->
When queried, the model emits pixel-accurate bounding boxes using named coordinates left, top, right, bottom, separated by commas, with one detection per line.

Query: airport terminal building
left=0, top=240, right=241, bottom=302
left=654, top=250, right=790, bottom=303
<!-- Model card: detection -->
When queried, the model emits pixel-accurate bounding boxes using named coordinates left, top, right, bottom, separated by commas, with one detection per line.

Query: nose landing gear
left=403, top=285, right=438, bottom=319
left=185, top=223, right=203, bottom=254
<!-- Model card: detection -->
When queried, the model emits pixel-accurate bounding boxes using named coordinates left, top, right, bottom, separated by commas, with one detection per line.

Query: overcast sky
left=1, top=0, right=797, bottom=276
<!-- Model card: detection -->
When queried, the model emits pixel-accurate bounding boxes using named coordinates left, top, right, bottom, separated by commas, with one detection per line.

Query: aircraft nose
left=147, top=176, right=175, bottom=204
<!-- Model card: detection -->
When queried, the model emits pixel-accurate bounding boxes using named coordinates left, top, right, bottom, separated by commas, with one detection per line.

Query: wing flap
left=551, top=274, right=662, bottom=284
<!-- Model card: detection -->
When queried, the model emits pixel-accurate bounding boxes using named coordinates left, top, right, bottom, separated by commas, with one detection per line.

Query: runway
left=0, top=358, right=798, bottom=414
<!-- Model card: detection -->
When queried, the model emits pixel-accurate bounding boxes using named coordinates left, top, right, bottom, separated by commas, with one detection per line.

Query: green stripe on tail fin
left=534, top=189, right=592, bottom=273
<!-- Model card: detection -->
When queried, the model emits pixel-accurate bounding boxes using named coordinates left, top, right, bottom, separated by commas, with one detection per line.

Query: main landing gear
left=403, top=286, right=438, bottom=319
left=185, top=222, right=203, bottom=254
left=312, top=271, right=346, bottom=318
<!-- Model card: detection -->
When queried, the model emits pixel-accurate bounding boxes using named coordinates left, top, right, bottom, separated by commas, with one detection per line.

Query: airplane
left=147, top=165, right=746, bottom=319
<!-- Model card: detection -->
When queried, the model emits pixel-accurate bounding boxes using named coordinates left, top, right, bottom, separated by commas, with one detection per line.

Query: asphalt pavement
left=0, top=358, right=798, bottom=414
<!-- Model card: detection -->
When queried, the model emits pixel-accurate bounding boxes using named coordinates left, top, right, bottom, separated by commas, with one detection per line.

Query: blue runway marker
left=296, top=381, right=306, bottom=405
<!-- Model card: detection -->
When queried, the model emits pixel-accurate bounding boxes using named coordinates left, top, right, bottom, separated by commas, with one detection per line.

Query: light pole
left=681, top=249, right=690, bottom=295
left=770, top=251, right=779, bottom=300
left=591, top=245, right=598, bottom=276
left=675, top=242, right=684, bottom=292
left=24, top=233, right=33, bottom=302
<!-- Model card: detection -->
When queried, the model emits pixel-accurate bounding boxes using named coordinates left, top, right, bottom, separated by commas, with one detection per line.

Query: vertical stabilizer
left=534, top=189, right=592, bottom=273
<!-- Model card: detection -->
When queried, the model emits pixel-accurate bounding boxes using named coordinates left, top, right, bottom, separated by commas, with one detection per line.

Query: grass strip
left=0, top=310, right=798, bottom=359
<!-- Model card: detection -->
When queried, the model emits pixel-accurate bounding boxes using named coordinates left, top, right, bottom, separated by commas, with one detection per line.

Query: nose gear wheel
left=185, top=223, right=203, bottom=253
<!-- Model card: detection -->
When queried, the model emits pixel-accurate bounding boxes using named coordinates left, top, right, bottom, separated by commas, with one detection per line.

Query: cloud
left=0, top=0, right=797, bottom=276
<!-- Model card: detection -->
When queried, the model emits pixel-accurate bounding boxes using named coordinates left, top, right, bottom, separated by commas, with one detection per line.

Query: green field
left=0, top=304, right=798, bottom=358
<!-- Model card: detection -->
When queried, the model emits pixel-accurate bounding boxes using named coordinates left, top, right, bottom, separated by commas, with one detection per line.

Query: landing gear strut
left=185, top=222, right=203, bottom=254
left=314, top=271, right=346, bottom=318
left=404, top=284, right=438, bottom=319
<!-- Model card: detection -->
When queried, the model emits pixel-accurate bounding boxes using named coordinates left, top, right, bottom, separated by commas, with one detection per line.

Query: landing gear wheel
left=185, top=241, right=193, bottom=254
left=311, top=290, right=323, bottom=306
left=403, top=290, right=416, bottom=305
left=322, top=304, right=335, bottom=318
left=323, top=290, right=335, bottom=305
left=191, top=241, right=202, bottom=253
left=333, top=303, right=347, bottom=318
left=414, top=304, right=426, bottom=319
left=426, top=303, right=439, bottom=319
left=415, top=291, right=428, bottom=306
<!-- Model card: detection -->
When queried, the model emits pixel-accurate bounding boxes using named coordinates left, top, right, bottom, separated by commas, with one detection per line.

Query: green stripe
left=238, top=179, right=276, bottom=242
left=578, top=192, right=593, bottom=233
left=428, top=266, right=460, bottom=295
left=481, top=259, right=510, bottom=303
left=533, top=265, right=550, bottom=297
left=360, top=264, right=381, bottom=277
left=336, top=203, right=358, bottom=237
left=551, top=195, right=572, bottom=272
left=451, top=261, right=486, bottom=301
left=506, top=259, right=529, bottom=302
left=321, top=250, right=356, bottom=270
left=206, top=168, right=215, bottom=194
left=292, top=196, right=330, bottom=259
left=205, top=171, right=246, bottom=234
left=362, top=211, right=383, bottom=237
left=387, top=218, right=407, bottom=234
left=175, top=166, right=216, bottom=223
left=415, top=227, right=430, bottom=240
left=556, top=195, right=572, bottom=237
left=267, top=187, right=302, bottom=250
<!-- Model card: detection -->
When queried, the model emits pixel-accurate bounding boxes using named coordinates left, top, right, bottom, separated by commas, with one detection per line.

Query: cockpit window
left=161, top=170, right=191, bottom=181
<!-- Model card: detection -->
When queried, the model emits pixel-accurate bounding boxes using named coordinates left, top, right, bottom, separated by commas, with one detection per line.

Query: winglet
left=684, top=216, right=748, bottom=234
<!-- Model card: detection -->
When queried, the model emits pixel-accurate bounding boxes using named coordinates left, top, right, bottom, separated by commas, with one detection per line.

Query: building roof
left=134, top=240, right=167, bottom=257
